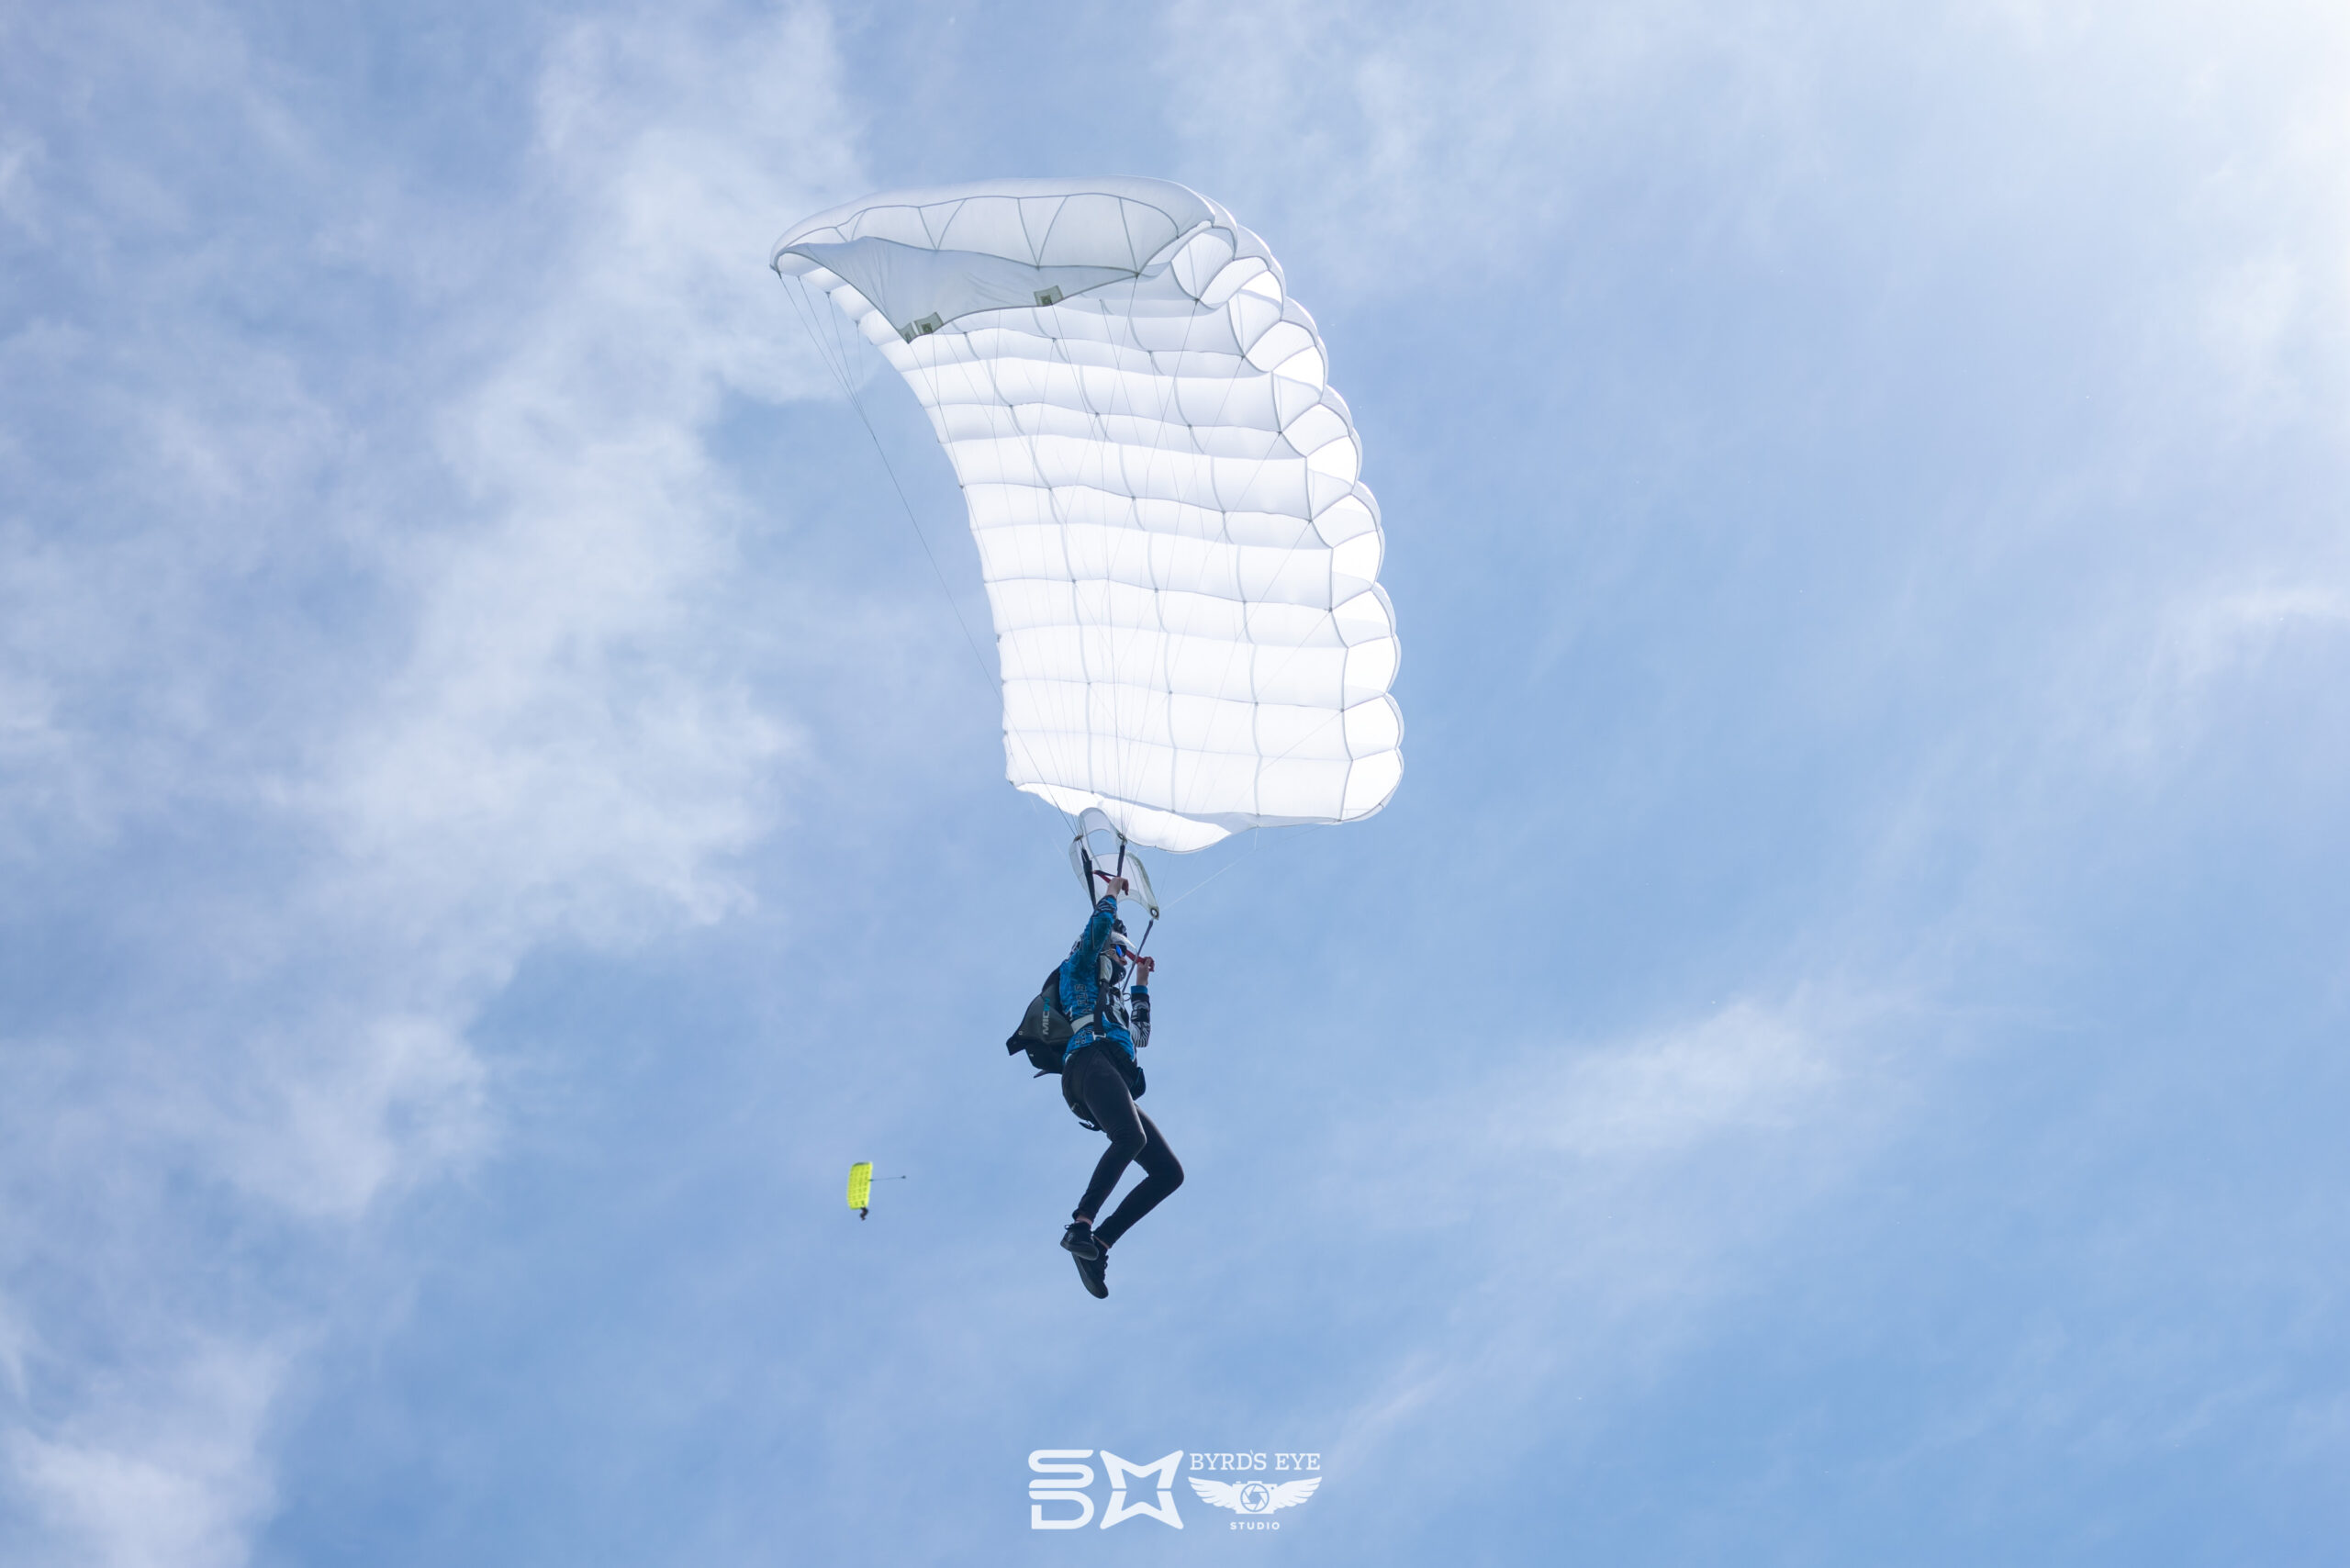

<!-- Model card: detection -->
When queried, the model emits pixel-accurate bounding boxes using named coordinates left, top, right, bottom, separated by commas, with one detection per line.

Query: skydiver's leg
left=1092, top=1110, right=1181, bottom=1249
left=1069, top=1047, right=1146, bottom=1225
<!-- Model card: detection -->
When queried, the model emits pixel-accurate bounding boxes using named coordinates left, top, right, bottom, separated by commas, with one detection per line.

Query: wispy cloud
left=1156, top=0, right=1826, bottom=292
left=1281, top=987, right=1912, bottom=1543
left=0, top=4, right=863, bottom=1560
left=6, top=1341, right=284, bottom=1568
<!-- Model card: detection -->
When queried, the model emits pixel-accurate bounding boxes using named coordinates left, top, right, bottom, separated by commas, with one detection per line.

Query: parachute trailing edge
left=773, top=177, right=1403, bottom=854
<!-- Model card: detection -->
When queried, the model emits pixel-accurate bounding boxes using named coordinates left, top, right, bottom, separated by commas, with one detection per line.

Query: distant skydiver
left=1055, top=874, right=1182, bottom=1299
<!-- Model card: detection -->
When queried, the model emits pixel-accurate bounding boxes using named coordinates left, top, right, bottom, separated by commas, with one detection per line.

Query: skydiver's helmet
left=1103, top=920, right=1134, bottom=985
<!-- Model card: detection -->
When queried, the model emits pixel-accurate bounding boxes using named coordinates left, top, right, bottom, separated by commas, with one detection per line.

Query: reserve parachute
left=772, top=177, right=1402, bottom=853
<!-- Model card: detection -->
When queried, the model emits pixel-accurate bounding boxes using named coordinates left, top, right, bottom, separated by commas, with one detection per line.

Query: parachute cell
left=774, top=177, right=1403, bottom=853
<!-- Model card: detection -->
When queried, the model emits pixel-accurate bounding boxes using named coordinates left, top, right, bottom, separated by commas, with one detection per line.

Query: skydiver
left=1056, top=873, right=1182, bottom=1299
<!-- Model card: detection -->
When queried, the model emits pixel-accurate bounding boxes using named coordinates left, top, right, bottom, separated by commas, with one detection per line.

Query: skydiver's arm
left=1071, top=894, right=1118, bottom=972
left=1131, top=983, right=1150, bottom=1049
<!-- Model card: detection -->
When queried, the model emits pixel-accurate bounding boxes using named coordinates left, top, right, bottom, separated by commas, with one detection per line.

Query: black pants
left=1064, top=1045, right=1184, bottom=1248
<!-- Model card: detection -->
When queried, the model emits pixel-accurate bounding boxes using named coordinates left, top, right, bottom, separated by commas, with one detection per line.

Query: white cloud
left=6, top=1340, right=284, bottom=1568
left=0, top=3, right=867, bottom=1561
left=2162, top=584, right=2350, bottom=688
left=1521, top=996, right=1842, bottom=1159
left=317, top=1, right=863, bottom=964
left=0, top=133, right=45, bottom=237
left=2112, top=581, right=2350, bottom=763
left=208, top=1013, right=490, bottom=1223
left=1156, top=0, right=1825, bottom=293
left=1158, top=0, right=2350, bottom=374
left=1326, top=989, right=1905, bottom=1472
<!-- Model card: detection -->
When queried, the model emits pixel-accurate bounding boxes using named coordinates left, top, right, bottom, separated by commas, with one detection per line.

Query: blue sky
left=4, top=2, right=2348, bottom=1563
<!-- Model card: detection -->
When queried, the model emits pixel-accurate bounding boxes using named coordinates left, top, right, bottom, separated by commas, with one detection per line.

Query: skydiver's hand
left=1135, top=956, right=1155, bottom=981
left=1096, top=873, right=1129, bottom=897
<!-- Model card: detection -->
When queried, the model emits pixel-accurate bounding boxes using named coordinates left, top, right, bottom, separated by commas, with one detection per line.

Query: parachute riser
left=1068, top=807, right=1158, bottom=921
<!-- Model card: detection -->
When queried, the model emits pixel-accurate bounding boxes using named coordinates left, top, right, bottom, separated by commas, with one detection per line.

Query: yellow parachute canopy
left=846, top=1161, right=873, bottom=1217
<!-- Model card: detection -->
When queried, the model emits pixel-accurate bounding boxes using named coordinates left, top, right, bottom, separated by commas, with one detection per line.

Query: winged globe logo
left=1189, top=1476, right=1322, bottom=1514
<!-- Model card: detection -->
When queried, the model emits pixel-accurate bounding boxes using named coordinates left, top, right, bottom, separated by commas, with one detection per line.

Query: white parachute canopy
left=773, top=177, right=1402, bottom=853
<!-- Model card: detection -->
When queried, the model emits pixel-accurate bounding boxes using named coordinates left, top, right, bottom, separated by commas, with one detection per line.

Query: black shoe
left=1071, top=1242, right=1109, bottom=1299
left=1060, top=1221, right=1101, bottom=1260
